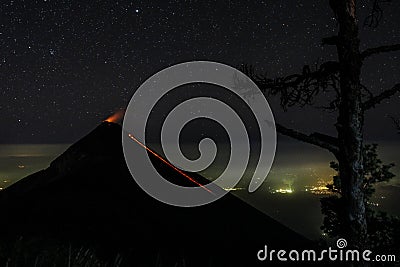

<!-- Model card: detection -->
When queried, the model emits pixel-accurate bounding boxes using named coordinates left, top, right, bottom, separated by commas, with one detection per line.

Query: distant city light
left=223, top=187, right=244, bottom=191
left=275, top=188, right=293, bottom=194
left=304, top=178, right=333, bottom=195
left=367, top=201, right=380, bottom=207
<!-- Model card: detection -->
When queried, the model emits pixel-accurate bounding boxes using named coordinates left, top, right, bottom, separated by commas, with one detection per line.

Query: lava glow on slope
left=104, top=109, right=125, bottom=123
left=127, top=133, right=213, bottom=194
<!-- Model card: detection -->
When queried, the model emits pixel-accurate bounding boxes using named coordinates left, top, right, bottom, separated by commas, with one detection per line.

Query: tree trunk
left=331, top=0, right=367, bottom=248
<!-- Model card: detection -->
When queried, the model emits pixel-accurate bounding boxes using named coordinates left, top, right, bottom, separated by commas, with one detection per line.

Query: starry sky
left=1, top=0, right=399, bottom=144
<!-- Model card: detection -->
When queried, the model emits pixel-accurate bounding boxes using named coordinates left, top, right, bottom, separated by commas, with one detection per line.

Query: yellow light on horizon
left=275, top=188, right=293, bottom=194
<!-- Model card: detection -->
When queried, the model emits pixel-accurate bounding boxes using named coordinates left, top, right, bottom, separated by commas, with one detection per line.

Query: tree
left=244, top=0, right=400, bottom=249
left=321, top=144, right=399, bottom=254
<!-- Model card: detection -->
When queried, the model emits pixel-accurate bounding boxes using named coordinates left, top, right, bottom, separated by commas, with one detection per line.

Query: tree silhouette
left=245, top=0, right=400, bottom=249
left=321, top=144, right=399, bottom=254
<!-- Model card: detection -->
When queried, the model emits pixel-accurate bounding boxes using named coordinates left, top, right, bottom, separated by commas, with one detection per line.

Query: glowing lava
left=104, top=109, right=125, bottom=123
left=127, top=133, right=213, bottom=194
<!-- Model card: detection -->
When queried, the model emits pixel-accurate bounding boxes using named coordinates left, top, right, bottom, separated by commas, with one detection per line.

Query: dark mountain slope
left=0, top=122, right=312, bottom=266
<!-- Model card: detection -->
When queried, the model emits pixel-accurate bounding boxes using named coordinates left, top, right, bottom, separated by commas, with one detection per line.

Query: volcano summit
left=0, top=122, right=310, bottom=266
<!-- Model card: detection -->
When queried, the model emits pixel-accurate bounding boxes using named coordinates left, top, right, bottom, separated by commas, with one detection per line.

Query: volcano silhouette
left=0, top=122, right=311, bottom=266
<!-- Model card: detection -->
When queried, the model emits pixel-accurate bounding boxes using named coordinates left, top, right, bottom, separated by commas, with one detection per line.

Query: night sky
left=1, top=0, right=399, bottom=144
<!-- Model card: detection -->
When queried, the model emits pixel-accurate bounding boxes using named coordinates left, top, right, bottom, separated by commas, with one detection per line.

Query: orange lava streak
left=127, top=133, right=213, bottom=194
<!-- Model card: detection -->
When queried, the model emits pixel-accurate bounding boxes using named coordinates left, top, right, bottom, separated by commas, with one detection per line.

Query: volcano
left=0, top=122, right=311, bottom=266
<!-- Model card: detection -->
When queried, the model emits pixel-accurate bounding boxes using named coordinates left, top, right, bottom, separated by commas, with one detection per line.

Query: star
left=0, top=0, right=398, bottom=144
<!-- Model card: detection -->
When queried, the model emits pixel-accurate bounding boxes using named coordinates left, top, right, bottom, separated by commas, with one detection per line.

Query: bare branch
left=276, top=123, right=339, bottom=154
left=243, top=61, right=340, bottom=110
left=362, top=83, right=400, bottom=110
left=388, top=115, right=400, bottom=133
left=364, top=0, right=392, bottom=28
left=361, top=44, right=400, bottom=60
